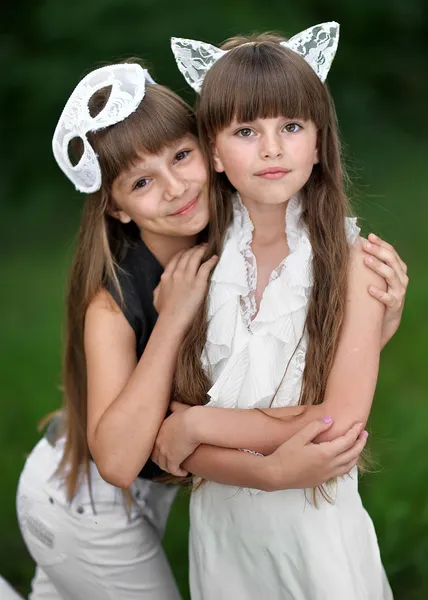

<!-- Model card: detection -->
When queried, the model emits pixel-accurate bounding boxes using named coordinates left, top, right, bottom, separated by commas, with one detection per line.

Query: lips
left=255, top=167, right=291, bottom=176
left=171, top=195, right=199, bottom=216
left=254, top=167, right=291, bottom=181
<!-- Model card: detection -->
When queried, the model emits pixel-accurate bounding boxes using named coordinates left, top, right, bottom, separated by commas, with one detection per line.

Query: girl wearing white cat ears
left=154, top=23, right=400, bottom=598
left=15, top=50, right=404, bottom=598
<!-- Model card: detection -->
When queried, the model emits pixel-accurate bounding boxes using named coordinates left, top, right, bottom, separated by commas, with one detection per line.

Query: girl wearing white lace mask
left=150, top=24, right=404, bottom=599
left=15, top=55, right=405, bottom=599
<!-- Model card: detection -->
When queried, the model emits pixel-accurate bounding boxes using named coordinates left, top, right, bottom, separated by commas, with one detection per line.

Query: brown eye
left=237, top=128, right=254, bottom=137
left=284, top=123, right=301, bottom=133
left=175, top=149, right=191, bottom=162
left=134, top=178, right=150, bottom=190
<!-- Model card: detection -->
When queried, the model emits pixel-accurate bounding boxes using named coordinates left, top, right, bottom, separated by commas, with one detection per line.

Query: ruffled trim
left=345, top=216, right=361, bottom=245
left=203, top=194, right=313, bottom=408
left=202, top=195, right=360, bottom=410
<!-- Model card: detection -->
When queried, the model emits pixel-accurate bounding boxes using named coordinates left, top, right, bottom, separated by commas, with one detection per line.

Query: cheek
left=194, top=155, right=209, bottom=184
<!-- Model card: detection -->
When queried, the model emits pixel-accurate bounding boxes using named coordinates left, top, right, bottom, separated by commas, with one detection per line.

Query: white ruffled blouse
left=202, top=194, right=360, bottom=411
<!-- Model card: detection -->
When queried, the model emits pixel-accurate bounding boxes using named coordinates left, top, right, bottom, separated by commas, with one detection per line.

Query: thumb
left=297, top=418, right=334, bottom=445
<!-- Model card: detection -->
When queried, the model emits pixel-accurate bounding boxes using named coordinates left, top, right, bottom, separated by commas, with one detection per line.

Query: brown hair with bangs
left=52, top=60, right=197, bottom=502
left=174, top=34, right=363, bottom=499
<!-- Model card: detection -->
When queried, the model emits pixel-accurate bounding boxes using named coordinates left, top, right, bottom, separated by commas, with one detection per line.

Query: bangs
left=90, top=85, right=197, bottom=187
left=198, top=43, right=330, bottom=136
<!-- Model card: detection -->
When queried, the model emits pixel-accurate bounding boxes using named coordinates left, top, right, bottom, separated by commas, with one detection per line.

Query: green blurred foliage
left=1, top=0, right=427, bottom=598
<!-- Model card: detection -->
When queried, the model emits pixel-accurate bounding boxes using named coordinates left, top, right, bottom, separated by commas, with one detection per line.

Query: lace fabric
left=171, top=38, right=226, bottom=93
left=171, top=22, right=339, bottom=94
left=283, top=22, right=339, bottom=82
left=52, top=64, right=155, bottom=194
left=234, top=194, right=298, bottom=328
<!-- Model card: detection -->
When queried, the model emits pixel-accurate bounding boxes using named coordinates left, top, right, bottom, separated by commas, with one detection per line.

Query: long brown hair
left=54, top=63, right=198, bottom=501
left=174, top=35, right=358, bottom=495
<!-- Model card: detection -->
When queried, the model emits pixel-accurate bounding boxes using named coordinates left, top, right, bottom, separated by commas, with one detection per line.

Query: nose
left=163, top=170, right=188, bottom=201
left=260, top=132, right=283, bottom=159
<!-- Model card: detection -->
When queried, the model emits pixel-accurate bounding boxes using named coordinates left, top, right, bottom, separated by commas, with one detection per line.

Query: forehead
left=114, top=134, right=198, bottom=182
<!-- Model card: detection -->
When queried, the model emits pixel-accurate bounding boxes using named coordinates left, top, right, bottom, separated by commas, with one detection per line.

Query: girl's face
left=212, top=117, right=319, bottom=207
left=111, top=135, right=209, bottom=239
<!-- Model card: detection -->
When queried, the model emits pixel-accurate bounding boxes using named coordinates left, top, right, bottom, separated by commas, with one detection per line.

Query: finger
left=335, top=431, right=368, bottom=466
left=368, top=287, right=397, bottom=308
left=163, top=250, right=186, bottom=276
left=196, top=255, right=219, bottom=282
left=185, top=245, right=209, bottom=278
left=295, top=418, right=334, bottom=445
left=166, top=461, right=188, bottom=477
left=175, top=244, right=208, bottom=275
left=363, top=242, right=406, bottom=286
left=367, top=233, right=394, bottom=253
left=326, top=422, right=364, bottom=455
left=332, top=459, right=359, bottom=479
left=369, top=235, right=407, bottom=273
left=363, top=256, right=398, bottom=286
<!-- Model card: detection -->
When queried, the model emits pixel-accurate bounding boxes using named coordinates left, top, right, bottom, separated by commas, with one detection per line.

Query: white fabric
left=171, top=22, right=339, bottom=93
left=0, top=577, right=24, bottom=600
left=16, top=438, right=181, bottom=600
left=52, top=64, right=155, bottom=194
left=190, top=195, right=393, bottom=599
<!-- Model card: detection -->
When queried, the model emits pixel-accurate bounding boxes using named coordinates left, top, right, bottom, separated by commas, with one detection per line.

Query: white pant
left=16, top=438, right=181, bottom=600
left=0, top=576, right=25, bottom=600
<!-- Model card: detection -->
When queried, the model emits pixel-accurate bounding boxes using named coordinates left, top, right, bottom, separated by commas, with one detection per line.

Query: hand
left=362, top=233, right=408, bottom=348
left=265, top=418, right=368, bottom=490
left=151, top=406, right=198, bottom=477
left=154, top=245, right=218, bottom=332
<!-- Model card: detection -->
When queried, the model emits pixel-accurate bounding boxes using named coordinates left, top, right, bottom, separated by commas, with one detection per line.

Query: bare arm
left=313, top=238, right=386, bottom=441
left=86, top=291, right=187, bottom=488
left=176, top=240, right=387, bottom=451
left=86, top=247, right=217, bottom=488
left=153, top=240, right=386, bottom=472
left=162, top=420, right=368, bottom=491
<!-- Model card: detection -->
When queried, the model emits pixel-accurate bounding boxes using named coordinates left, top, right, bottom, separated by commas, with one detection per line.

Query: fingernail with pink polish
left=363, top=431, right=369, bottom=438
left=323, top=417, right=333, bottom=423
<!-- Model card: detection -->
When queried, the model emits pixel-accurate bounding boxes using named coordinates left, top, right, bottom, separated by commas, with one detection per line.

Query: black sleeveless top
left=106, top=237, right=167, bottom=480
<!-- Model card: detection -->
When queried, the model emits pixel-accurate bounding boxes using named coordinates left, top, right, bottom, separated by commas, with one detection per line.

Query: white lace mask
left=52, top=64, right=156, bottom=194
left=171, top=21, right=339, bottom=93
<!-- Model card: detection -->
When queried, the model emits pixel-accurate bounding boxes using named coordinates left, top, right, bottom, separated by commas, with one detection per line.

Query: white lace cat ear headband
left=171, top=21, right=339, bottom=94
left=52, top=64, right=156, bottom=194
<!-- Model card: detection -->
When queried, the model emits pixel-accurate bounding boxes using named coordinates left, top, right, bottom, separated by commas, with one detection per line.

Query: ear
left=313, top=146, right=319, bottom=165
left=212, top=144, right=225, bottom=173
left=109, top=207, right=132, bottom=224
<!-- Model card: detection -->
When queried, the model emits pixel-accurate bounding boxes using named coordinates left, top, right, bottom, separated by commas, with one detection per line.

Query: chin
left=182, top=213, right=210, bottom=236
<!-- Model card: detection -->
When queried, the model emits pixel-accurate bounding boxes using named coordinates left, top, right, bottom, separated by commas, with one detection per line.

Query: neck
left=140, top=231, right=197, bottom=267
left=240, top=194, right=288, bottom=245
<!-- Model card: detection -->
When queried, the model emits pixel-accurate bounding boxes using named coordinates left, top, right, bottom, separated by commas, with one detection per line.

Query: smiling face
left=213, top=116, right=318, bottom=207
left=110, top=135, right=209, bottom=245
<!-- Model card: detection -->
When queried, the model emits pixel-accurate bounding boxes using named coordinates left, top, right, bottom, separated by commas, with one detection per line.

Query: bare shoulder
left=348, top=236, right=386, bottom=294
left=87, top=287, right=121, bottom=314
left=85, top=288, right=134, bottom=345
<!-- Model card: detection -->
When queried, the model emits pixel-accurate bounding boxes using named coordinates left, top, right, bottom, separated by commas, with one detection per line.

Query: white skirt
left=189, top=469, right=393, bottom=600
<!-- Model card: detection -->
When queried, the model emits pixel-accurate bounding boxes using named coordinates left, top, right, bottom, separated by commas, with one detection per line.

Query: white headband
left=171, top=21, right=339, bottom=94
left=52, top=64, right=156, bottom=194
